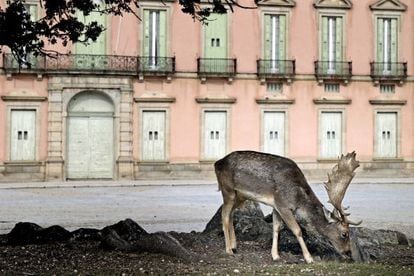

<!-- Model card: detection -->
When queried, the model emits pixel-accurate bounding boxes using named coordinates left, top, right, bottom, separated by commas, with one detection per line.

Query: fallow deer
left=215, top=151, right=362, bottom=263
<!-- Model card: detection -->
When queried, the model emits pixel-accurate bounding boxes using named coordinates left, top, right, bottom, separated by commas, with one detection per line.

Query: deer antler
left=324, top=152, right=362, bottom=225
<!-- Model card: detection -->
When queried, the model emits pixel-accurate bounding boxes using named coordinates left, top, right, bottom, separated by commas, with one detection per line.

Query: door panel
left=263, top=112, right=285, bottom=156
left=376, top=112, right=397, bottom=158
left=67, top=115, right=114, bottom=179
left=320, top=112, right=342, bottom=158
left=204, top=111, right=226, bottom=160
left=142, top=111, right=166, bottom=161
left=10, top=110, right=36, bottom=161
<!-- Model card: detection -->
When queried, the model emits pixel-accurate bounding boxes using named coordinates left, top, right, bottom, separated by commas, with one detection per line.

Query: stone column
left=117, top=87, right=134, bottom=179
left=46, top=87, right=64, bottom=180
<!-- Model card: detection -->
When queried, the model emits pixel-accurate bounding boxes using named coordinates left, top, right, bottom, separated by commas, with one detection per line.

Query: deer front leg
left=271, top=209, right=283, bottom=261
left=221, top=199, right=236, bottom=254
left=274, top=204, right=314, bottom=264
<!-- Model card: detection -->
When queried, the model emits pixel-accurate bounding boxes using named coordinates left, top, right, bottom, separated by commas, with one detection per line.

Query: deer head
left=324, top=151, right=362, bottom=226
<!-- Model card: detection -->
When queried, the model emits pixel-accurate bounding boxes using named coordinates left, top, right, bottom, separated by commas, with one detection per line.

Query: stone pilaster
left=117, top=88, right=134, bottom=179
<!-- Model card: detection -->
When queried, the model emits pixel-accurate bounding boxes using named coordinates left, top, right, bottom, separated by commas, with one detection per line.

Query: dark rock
left=203, top=201, right=270, bottom=241
left=7, top=222, right=71, bottom=245
left=101, top=218, right=147, bottom=241
left=70, top=228, right=101, bottom=241
left=352, top=227, right=410, bottom=247
left=100, top=228, right=134, bottom=251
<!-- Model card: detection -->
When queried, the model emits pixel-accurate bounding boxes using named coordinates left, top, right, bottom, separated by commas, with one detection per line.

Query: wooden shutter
left=158, top=10, right=167, bottom=57
left=390, top=18, right=398, bottom=64
left=10, top=110, right=36, bottom=161
left=321, top=16, right=329, bottom=62
left=377, top=18, right=384, bottom=62
left=376, top=112, right=397, bottom=158
left=204, top=111, right=227, bottom=160
left=264, top=15, right=272, bottom=60
left=204, top=14, right=227, bottom=59
left=142, top=111, right=166, bottom=161
left=76, top=9, right=107, bottom=55
left=335, top=17, right=343, bottom=63
left=279, top=15, right=286, bottom=61
left=320, top=112, right=342, bottom=159
left=67, top=117, right=90, bottom=178
left=263, top=112, right=285, bottom=156
left=143, top=10, right=150, bottom=56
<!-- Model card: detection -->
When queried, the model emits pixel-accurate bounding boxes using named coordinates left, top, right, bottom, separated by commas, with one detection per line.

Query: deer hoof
left=272, top=254, right=281, bottom=261
left=226, top=248, right=234, bottom=255
left=305, top=257, right=314, bottom=264
left=231, top=248, right=237, bottom=254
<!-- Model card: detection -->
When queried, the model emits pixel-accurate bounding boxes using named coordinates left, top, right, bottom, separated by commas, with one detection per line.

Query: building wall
left=0, top=0, right=413, bottom=182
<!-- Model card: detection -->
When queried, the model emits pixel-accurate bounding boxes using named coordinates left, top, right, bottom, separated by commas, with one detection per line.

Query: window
left=376, top=17, right=397, bottom=73
left=143, top=10, right=167, bottom=59
left=321, top=16, right=343, bottom=73
left=380, top=84, right=395, bottom=94
left=204, top=13, right=227, bottom=59
left=324, top=83, right=340, bottom=92
left=264, top=14, right=286, bottom=71
left=266, top=82, right=283, bottom=93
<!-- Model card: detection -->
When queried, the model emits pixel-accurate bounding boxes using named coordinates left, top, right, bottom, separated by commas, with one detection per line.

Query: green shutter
left=143, top=10, right=150, bottom=56
left=390, top=18, right=397, bottom=63
left=377, top=18, right=384, bottom=62
left=204, top=13, right=227, bottom=59
left=76, top=10, right=107, bottom=55
left=158, top=11, right=167, bottom=57
left=321, top=16, right=328, bottom=62
left=28, top=4, right=37, bottom=20
left=264, top=15, right=272, bottom=60
left=335, top=17, right=343, bottom=62
left=279, top=15, right=286, bottom=60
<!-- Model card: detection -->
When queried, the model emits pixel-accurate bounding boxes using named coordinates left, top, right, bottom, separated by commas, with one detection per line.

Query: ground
left=1, top=230, right=413, bottom=275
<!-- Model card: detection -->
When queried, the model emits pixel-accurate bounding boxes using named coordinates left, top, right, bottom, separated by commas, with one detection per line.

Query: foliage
left=0, top=0, right=258, bottom=67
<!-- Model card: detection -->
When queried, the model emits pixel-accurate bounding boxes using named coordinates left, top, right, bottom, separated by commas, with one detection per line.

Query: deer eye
left=341, top=232, right=349, bottom=240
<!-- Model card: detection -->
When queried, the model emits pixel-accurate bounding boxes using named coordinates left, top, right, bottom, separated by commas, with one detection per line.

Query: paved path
left=0, top=180, right=413, bottom=238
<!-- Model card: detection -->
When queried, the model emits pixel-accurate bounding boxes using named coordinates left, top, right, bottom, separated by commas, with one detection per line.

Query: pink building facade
left=0, top=0, right=413, bottom=181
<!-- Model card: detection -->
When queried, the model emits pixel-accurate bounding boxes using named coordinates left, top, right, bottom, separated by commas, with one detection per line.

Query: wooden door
left=142, top=111, right=166, bottom=161
left=263, top=111, right=285, bottom=156
left=320, top=112, right=342, bottom=159
left=10, top=110, right=36, bottom=161
left=204, top=111, right=226, bottom=160
left=376, top=112, right=397, bottom=158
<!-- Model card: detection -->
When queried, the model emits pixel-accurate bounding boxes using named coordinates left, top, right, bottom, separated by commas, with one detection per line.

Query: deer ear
left=323, top=206, right=338, bottom=224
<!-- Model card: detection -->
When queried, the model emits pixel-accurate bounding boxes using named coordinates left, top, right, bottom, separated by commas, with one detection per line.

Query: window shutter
left=390, top=18, right=397, bottom=64
left=377, top=18, right=384, bottom=63
left=158, top=11, right=167, bottom=57
left=264, top=15, right=272, bottom=60
left=335, top=17, right=343, bottom=62
left=143, top=10, right=150, bottom=56
left=321, top=16, right=329, bottom=62
left=279, top=15, right=286, bottom=60
left=28, top=4, right=37, bottom=20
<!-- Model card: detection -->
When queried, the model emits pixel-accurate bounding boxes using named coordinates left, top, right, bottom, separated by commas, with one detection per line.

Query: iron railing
left=314, top=61, right=352, bottom=81
left=197, top=58, right=237, bottom=77
left=138, top=56, right=175, bottom=75
left=2, top=54, right=176, bottom=76
left=257, top=59, right=295, bottom=79
left=370, top=62, right=407, bottom=81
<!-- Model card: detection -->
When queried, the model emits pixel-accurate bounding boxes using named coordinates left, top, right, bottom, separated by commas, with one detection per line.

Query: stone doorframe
left=46, top=76, right=134, bottom=181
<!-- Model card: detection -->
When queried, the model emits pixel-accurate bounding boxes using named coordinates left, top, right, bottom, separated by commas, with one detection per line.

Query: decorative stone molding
left=1, top=96, right=47, bottom=102
left=369, top=0, right=407, bottom=11
left=369, top=99, right=407, bottom=105
left=195, top=97, right=237, bottom=104
left=314, top=0, right=352, bottom=9
left=257, top=0, right=296, bottom=7
left=134, top=97, right=176, bottom=103
left=313, top=98, right=352, bottom=105
left=255, top=98, right=295, bottom=105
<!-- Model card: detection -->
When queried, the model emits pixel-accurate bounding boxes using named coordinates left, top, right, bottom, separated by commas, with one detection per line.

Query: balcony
left=314, top=61, right=352, bottom=83
left=197, top=58, right=237, bottom=80
left=370, top=62, right=407, bottom=84
left=257, top=59, right=295, bottom=83
left=3, top=53, right=140, bottom=76
left=138, top=56, right=175, bottom=77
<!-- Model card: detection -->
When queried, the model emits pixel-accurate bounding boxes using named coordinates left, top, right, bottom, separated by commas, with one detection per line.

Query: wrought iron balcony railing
left=197, top=58, right=237, bottom=77
left=3, top=54, right=176, bottom=76
left=314, top=60, right=352, bottom=82
left=138, top=56, right=175, bottom=75
left=370, top=62, right=407, bottom=82
left=257, top=59, right=295, bottom=80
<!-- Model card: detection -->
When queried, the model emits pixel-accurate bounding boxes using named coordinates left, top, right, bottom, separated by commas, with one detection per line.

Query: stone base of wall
left=0, top=160, right=413, bottom=183
left=0, top=161, right=45, bottom=182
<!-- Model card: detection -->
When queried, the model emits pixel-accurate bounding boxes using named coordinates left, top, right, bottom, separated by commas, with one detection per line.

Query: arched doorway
left=66, top=91, right=114, bottom=179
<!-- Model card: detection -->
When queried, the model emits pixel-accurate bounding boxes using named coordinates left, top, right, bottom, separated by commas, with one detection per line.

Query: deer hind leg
left=271, top=209, right=283, bottom=261
left=273, top=204, right=314, bottom=264
left=228, top=197, right=245, bottom=252
left=221, top=193, right=236, bottom=255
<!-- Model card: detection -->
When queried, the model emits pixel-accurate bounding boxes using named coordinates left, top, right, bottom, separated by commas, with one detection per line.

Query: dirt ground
left=1, top=230, right=413, bottom=275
